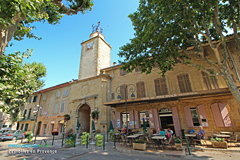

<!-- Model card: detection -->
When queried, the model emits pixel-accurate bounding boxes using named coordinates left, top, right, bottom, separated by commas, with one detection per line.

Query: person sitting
left=123, top=127, right=127, bottom=136
left=157, top=128, right=160, bottom=134
left=188, top=127, right=195, bottom=134
left=196, top=126, right=205, bottom=139
left=168, top=128, right=173, bottom=137
left=159, top=128, right=165, bottom=136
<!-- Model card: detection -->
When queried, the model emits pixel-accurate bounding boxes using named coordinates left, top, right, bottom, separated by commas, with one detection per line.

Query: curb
left=116, top=145, right=185, bottom=158
left=184, top=147, right=240, bottom=153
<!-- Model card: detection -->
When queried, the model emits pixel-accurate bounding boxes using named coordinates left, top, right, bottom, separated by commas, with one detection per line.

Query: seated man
left=159, top=128, right=166, bottom=136
left=196, top=126, right=205, bottom=139
left=188, top=127, right=195, bottom=134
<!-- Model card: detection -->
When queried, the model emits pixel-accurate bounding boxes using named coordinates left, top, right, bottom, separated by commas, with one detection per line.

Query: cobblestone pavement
left=0, top=139, right=240, bottom=160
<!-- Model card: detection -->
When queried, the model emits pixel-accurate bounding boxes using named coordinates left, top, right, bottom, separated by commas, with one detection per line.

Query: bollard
left=74, top=134, right=76, bottom=148
left=86, top=135, right=88, bottom=148
left=103, top=135, right=105, bottom=150
left=52, top=134, right=55, bottom=146
left=114, top=134, right=116, bottom=147
left=34, top=134, right=37, bottom=144
left=62, top=133, right=64, bottom=147
left=182, top=131, right=191, bottom=155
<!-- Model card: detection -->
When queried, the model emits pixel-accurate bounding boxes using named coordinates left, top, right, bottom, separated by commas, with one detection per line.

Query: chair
left=228, top=134, right=238, bottom=143
left=145, top=135, right=154, bottom=149
left=120, top=135, right=128, bottom=147
left=82, top=132, right=86, bottom=135
left=96, top=135, right=103, bottom=147
left=81, top=135, right=87, bottom=146
left=162, top=137, right=173, bottom=150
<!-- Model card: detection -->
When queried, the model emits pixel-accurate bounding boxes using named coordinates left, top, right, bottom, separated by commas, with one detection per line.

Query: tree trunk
left=220, top=65, right=240, bottom=106
left=0, top=20, right=20, bottom=56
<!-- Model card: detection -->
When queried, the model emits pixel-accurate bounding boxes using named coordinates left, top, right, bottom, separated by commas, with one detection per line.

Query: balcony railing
left=19, top=115, right=35, bottom=121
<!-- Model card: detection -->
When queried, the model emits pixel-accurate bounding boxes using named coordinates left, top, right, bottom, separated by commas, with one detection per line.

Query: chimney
left=113, top=62, right=117, bottom=66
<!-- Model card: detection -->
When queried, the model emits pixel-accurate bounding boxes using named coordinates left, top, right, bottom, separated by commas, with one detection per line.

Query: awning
left=51, top=121, right=55, bottom=124
left=59, top=120, right=64, bottom=123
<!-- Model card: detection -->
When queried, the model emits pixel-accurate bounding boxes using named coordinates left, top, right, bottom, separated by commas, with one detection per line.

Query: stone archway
left=78, top=104, right=91, bottom=133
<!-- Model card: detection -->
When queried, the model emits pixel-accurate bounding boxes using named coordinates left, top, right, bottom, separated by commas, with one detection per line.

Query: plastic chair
left=81, top=135, right=87, bottom=146
left=96, top=135, right=103, bottom=147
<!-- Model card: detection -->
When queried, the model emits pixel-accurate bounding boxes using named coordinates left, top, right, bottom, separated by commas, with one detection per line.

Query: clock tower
left=78, top=22, right=111, bottom=80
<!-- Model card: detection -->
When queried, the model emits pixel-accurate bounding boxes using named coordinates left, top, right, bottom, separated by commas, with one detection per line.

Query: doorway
left=36, top=121, right=42, bottom=135
left=43, top=124, right=47, bottom=135
left=159, top=108, right=175, bottom=133
left=78, top=104, right=91, bottom=133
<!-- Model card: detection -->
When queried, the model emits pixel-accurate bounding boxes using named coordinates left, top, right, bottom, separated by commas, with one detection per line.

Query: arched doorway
left=36, top=121, right=42, bottom=135
left=159, top=108, right=175, bottom=132
left=78, top=104, right=91, bottom=133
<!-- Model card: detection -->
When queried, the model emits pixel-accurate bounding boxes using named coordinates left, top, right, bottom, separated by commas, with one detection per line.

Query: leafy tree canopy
left=0, top=51, right=47, bottom=115
left=0, top=0, right=94, bottom=56
left=119, top=0, right=240, bottom=105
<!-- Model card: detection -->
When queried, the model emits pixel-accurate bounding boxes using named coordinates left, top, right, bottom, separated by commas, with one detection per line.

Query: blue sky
left=5, top=0, right=140, bottom=90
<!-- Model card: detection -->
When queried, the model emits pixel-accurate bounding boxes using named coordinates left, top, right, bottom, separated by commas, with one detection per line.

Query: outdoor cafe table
left=185, top=134, right=196, bottom=146
left=212, top=134, right=230, bottom=138
left=219, top=132, right=232, bottom=135
left=151, top=136, right=166, bottom=150
left=153, top=133, right=160, bottom=136
left=127, top=134, right=141, bottom=146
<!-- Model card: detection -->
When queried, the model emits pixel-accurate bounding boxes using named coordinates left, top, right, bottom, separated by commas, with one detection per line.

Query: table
left=185, top=134, right=196, bottom=146
left=153, top=133, right=160, bottom=136
left=127, top=134, right=141, bottom=146
left=213, top=134, right=230, bottom=138
left=151, top=136, right=166, bottom=150
left=220, top=132, right=232, bottom=135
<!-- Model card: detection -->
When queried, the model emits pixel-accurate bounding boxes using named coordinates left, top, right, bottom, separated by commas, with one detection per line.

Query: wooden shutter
left=155, top=78, right=168, bottom=96
left=136, top=81, right=145, bottom=98
left=202, top=72, right=212, bottom=90
left=197, top=104, right=209, bottom=127
left=40, top=106, right=44, bottom=115
left=60, top=102, right=64, bottom=112
left=148, top=109, right=155, bottom=128
left=134, top=110, right=139, bottom=129
left=112, top=120, right=115, bottom=128
left=54, top=103, right=58, bottom=114
left=239, top=109, right=240, bottom=115
left=129, top=110, right=135, bottom=129
left=154, top=79, right=161, bottom=95
left=211, top=76, right=219, bottom=89
left=184, top=106, right=194, bottom=127
left=218, top=103, right=232, bottom=127
left=160, top=78, right=168, bottom=95
left=183, top=74, right=192, bottom=92
left=211, top=103, right=224, bottom=127
left=153, top=109, right=160, bottom=130
left=172, top=107, right=181, bottom=137
left=57, top=91, right=60, bottom=98
left=120, top=84, right=128, bottom=100
left=116, top=112, right=121, bottom=129
left=177, top=75, right=185, bottom=93
left=136, top=82, right=141, bottom=98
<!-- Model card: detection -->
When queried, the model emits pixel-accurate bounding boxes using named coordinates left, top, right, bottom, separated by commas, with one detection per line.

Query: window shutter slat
left=148, top=109, right=155, bottom=128
left=211, top=103, right=224, bottom=127
left=152, top=109, right=160, bottom=130
left=129, top=110, right=134, bottom=129
left=134, top=110, right=139, bottom=129
left=218, top=103, right=232, bottom=127
left=172, top=107, right=182, bottom=137
left=184, top=106, right=194, bottom=127
left=116, top=112, right=121, bottom=129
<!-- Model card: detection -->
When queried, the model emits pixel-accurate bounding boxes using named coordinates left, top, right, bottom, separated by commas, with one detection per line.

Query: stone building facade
left=19, top=23, right=240, bottom=140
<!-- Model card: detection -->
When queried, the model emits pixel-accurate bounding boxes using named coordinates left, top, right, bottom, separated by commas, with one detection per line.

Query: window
left=28, top=97, right=32, bottom=103
left=23, top=109, right=27, bottom=120
left=120, top=84, right=128, bottom=100
left=202, top=71, right=219, bottom=90
left=190, top=108, right=200, bottom=126
left=135, top=66, right=140, bottom=72
left=122, top=113, right=129, bottom=127
left=177, top=74, right=192, bottom=93
left=140, top=111, right=150, bottom=128
left=24, top=123, right=29, bottom=131
left=111, top=93, right=115, bottom=100
left=27, top=108, right=31, bottom=119
left=154, top=78, right=168, bottom=95
left=40, top=106, right=44, bottom=116
left=120, top=69, right=127, bottom=76
left=43, top=95, right=46, bottom=101
left=33, top=96, right=38, bottom=102
left=136, top=81, right=146, bottom=98
left=56, top=91, right=60, bottom=98
left=54, top=103, right=58, bottom=114
left=60, top=102, right=64, bottom=112
left=20, top=124, right=24, bottom=130
left=63, top=89, right=68, bottom=97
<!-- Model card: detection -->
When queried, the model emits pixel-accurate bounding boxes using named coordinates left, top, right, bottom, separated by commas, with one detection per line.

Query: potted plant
left=64, top=114, right=70, bottom=122
left=210, top=137, right=228, bottom=149
left=132, top=139, right=146, bottom=150
left=65, top=129, right=76, bottom=146
left=174, top=138, right=182, bottom=150
left=91, top=111, right=100, bottom=120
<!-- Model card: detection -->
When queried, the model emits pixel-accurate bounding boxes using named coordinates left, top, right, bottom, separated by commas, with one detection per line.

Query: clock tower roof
left=90, top=22, right=104, bottom=39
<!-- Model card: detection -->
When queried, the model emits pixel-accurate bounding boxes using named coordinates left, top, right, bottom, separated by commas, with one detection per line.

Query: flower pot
left=133, top=143, right=146, bottom=151
left=212, top=141, right=228, bottom=149
left=175, top=143, right=182, bottom=150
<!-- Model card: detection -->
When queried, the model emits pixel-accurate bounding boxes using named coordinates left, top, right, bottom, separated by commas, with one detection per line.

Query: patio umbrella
left=109, top=120, right=114, bottom=132
left=143, top=118, right=147, bottom=132
left=92, top=120, right=95, bottom=133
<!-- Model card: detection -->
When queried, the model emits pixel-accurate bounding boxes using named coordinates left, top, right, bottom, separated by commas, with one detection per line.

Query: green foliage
left=118, top=0, right=240, bottom=77
left=132, top=139, right=146, bottom=144
left=210, top=137, right=225, bottom=142
left=91, top=111, right=100, bottom=120
left=174, top=138, right=182, bottom=144
left=0, top=51, right=47, bottom=115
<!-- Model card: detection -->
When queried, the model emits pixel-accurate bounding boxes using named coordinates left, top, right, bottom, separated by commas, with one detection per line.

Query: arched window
left=154, top=78, right=168, bottom=95
left=202, top=71, right=219, bottom=90
left=24, top=123, right=29, bottom=131
left=177, top=74, right=192, bottom=93
left=136, top=81, right=146, bottom=98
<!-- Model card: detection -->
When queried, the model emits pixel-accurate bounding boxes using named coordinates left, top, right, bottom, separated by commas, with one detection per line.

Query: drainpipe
left=226, top=45, right=240, bottom=84
left=109, top=66, right=115, bottom=131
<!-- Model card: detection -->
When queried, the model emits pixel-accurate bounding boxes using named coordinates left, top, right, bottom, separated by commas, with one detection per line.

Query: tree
left=119, top=0, right=240, bottom=105
left=0, top=0, right=94, bottom=56
left=0, top=51, right=47, bottom=120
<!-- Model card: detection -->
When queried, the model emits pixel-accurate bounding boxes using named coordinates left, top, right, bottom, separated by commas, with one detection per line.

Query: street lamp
left=32, top=105, right=42, bottom=134
left=116, top=84, right=136, bottom=136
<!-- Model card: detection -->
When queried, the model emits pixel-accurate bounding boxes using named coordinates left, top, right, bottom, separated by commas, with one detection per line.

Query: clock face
left=87, top=42, right=93, bottom=50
